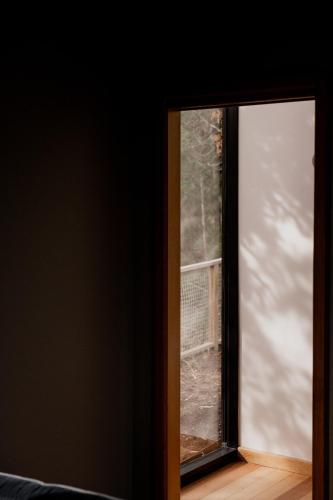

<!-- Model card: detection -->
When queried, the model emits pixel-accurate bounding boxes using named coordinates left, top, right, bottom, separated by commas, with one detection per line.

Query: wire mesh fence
left=181, top=259, right=222, bottom=357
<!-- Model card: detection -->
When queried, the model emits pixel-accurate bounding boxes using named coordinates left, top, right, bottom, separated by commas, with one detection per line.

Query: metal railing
left=181, top=258, right=222, bottom=358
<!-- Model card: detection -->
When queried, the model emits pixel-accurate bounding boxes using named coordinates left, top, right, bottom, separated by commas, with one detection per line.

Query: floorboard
left=181, top=461, right=312, bottom=499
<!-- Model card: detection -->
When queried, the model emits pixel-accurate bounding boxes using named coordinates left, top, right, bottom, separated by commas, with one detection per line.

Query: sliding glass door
left=180, top=108, right=239, bottom=481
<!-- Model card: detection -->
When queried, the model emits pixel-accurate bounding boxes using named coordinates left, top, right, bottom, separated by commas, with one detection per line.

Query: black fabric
left=0, top=474, right=120, bottom=500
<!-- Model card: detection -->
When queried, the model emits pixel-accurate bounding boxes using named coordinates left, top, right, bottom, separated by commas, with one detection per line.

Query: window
left=180, top=108, right=239, bottom=483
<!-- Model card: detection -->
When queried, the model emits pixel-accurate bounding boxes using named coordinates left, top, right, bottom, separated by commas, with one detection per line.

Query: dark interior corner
left=1, top=39, right=333, bottom=499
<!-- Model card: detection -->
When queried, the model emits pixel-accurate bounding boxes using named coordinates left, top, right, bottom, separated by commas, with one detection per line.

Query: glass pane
left=180, top=108, right=223, bottom=464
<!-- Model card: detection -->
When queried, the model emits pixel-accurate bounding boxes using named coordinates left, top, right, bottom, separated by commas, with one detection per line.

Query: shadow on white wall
left=239, top=101, right=314, bottom=461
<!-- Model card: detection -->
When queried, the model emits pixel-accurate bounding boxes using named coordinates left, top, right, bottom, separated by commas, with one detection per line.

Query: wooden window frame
left=156, top=79, right=329, bottom=500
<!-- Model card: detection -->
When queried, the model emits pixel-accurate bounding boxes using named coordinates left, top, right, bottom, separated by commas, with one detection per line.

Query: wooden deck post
left=209, top=263, right=219, bottom=351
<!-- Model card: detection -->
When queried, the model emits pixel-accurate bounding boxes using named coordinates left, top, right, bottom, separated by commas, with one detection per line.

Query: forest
left=181, top=108, right=223, bottom=266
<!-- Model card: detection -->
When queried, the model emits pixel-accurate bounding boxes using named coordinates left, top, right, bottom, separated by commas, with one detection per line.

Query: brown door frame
left=157, top=78, right=330, bottom=500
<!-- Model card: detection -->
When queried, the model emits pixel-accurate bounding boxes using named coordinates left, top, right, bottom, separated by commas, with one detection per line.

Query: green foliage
left=181, top=109, right=223, bottom=266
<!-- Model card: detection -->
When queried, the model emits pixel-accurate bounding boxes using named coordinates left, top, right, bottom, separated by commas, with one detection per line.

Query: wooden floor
left=181, top=461, right=312, bottom=499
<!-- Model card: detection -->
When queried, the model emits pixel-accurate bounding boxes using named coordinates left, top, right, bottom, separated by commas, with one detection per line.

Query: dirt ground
left=180, top=349, right=222, bottom=463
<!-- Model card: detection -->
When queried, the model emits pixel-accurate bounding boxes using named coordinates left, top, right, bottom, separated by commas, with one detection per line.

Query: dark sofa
left=0, top=473, right=121, bottom=499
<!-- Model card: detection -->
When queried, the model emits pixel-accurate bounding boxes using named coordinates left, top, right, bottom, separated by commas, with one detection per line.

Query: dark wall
left=0, top=53, right=133, bottom=499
